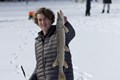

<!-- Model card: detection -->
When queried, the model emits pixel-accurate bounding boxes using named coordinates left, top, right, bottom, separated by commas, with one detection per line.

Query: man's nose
left=41, top=20, right=45, bottom=24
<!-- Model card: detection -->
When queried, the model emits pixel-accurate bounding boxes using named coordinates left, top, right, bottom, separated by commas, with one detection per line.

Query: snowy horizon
left=0, top=0, right=120, bottom=80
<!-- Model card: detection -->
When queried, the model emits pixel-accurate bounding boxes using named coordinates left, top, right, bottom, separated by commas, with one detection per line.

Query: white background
left=0, top=0, right=120, bottom=80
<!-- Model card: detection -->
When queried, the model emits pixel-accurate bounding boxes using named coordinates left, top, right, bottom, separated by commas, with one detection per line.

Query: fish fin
left=58, top=71, right=66, bottom=80
left=64, top=26, right=69, bottom=33
left=52, top=58, right=58, bottom=67
left=64, top=61, right=68, bottom=68
left=64, top=46, right=69, bottom=52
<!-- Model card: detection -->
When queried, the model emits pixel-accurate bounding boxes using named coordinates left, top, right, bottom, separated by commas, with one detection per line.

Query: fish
left=52, top=10, right=69, bottom=80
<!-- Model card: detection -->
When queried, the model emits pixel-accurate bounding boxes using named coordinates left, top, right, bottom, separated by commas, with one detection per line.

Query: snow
left=0, top=0, right=120, bottom=80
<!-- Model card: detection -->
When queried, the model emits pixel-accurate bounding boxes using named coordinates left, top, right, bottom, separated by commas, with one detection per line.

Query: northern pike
left=52, top=10, right=69, bottom=80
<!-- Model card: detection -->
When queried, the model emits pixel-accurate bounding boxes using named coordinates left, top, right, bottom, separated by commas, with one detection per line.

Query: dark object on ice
left=21, top=66, right=26, bottom=78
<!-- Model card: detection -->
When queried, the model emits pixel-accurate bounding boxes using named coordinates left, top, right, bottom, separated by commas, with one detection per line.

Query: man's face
left=37, top=14, right=51, bottom=33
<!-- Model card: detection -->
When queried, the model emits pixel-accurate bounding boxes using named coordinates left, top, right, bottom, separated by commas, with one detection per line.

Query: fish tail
left=58, top=71, right=66, bottom=80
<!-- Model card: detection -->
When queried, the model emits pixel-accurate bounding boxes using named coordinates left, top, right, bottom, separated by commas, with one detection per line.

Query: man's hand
left=64, top=16, right=67, bottom=24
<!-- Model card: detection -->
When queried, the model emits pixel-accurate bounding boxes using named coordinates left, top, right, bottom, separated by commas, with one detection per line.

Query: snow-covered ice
left=0, top=0, right=120, bottom=80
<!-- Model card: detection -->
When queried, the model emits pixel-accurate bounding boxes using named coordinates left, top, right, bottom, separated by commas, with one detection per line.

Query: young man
left=29, top=7, right=75, bottom=80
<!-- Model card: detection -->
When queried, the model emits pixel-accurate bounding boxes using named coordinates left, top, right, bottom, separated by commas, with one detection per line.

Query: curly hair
left=34, top=7, right=55, bottom=25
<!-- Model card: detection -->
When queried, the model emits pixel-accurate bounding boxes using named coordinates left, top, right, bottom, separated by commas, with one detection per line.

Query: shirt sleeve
left=65, top=21, right=75, bottom=44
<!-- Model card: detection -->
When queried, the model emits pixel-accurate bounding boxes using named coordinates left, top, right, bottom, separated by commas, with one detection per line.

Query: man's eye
left=39, top=19, right=42, bottom=21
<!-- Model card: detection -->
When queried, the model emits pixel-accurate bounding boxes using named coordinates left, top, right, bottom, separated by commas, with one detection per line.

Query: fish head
left=56, top=10, right=65, bottom=25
